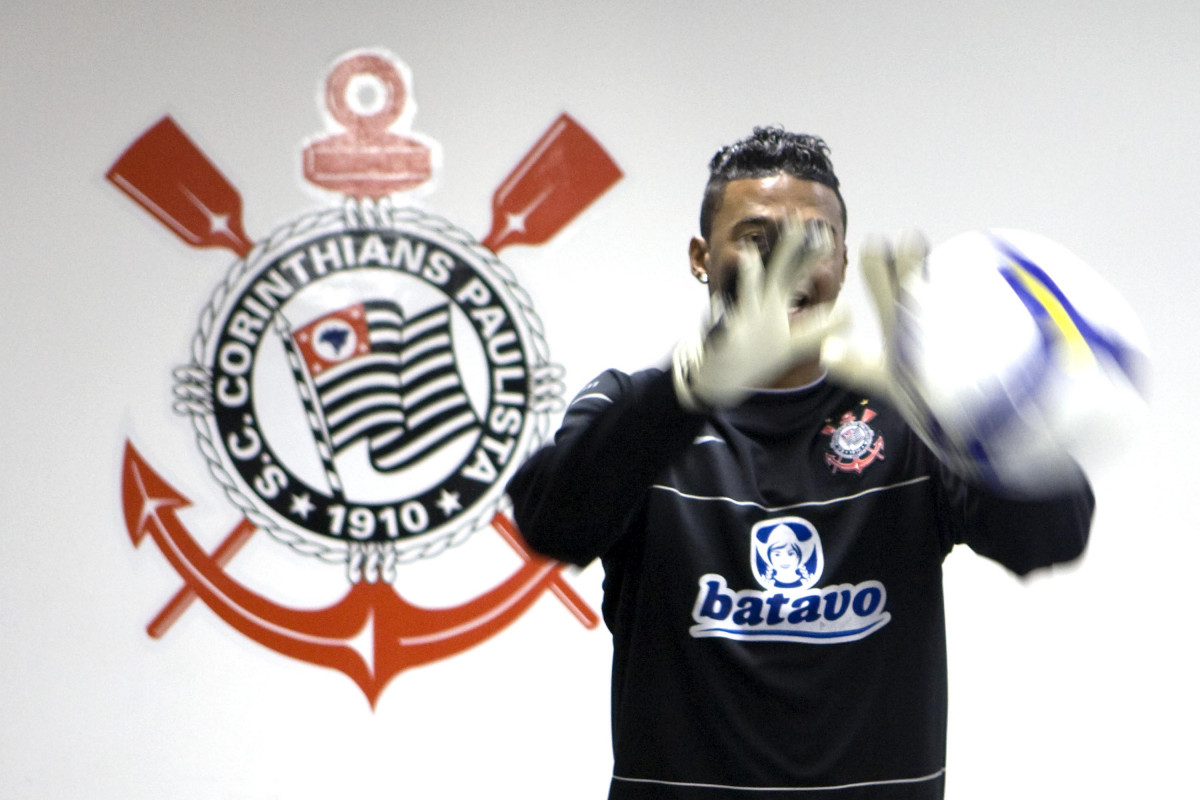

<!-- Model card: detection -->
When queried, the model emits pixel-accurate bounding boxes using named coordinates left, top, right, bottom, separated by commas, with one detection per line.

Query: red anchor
left=123, top=442, right=576, bottom=707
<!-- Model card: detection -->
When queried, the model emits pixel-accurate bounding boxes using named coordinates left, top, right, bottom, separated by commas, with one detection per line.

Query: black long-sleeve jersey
left=508, top=367, right=1093, bottom=799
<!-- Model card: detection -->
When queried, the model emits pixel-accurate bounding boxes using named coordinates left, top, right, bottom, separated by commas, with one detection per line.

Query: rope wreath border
left=172, top=198, right=564, bottom=577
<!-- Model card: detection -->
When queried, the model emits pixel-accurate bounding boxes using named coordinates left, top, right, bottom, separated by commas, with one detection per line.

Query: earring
left=698, top=274, right=709, bottom=284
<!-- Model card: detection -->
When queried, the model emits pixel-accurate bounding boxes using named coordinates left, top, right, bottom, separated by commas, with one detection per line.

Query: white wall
left=2, top=2, right=1196, bottom=798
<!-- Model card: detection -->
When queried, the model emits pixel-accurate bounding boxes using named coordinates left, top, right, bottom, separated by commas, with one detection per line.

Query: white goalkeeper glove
left=673, top=218, right=849, bottom=412
left=821, top=229, right=944, bottom=446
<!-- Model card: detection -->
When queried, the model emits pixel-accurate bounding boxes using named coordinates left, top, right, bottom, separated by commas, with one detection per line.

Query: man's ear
left=689, top=236, right=709, bottom=284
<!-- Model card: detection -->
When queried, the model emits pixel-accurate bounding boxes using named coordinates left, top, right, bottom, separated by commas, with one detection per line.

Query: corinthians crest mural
left=109, top=49, right=621, bottom=707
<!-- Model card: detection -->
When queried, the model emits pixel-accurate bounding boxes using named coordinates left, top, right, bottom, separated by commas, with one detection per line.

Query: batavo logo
left=109, top=49, right=620, bottom=707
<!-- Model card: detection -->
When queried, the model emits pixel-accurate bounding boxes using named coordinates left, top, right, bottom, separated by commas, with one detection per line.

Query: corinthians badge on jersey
left=822, top=405, right=885, bottom=474
left=109, top=49, right=620, bottom=707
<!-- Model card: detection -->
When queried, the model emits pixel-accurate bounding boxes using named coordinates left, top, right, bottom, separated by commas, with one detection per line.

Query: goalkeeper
left=506, top=126, right=1092, bottom=800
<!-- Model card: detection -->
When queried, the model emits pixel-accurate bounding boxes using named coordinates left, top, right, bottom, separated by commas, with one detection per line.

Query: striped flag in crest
left=288, top=300, right=480, bottom=474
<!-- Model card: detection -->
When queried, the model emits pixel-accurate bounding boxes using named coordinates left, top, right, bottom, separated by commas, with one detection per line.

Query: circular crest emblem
left=829, top=419, right=875, bottom=460
left=822, top=407, right=885, bottom=474
left=175, top=201, right=562, bottom=565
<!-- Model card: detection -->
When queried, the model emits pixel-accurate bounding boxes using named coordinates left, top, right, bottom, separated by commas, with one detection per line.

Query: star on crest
left=436, top=489, right=462, bottom=516
left=289, top=492, right=316, bottom=519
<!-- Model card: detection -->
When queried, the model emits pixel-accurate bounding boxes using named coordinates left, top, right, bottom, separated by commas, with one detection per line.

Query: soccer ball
left=891, top=229, right=1151, bottom=495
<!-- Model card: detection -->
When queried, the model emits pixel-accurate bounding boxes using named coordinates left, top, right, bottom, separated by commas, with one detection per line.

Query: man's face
left=690, top=174, right=848, bottom=319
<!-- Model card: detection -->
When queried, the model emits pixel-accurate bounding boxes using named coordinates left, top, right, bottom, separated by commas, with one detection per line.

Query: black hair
left=699, top=126, right=846, bottom=239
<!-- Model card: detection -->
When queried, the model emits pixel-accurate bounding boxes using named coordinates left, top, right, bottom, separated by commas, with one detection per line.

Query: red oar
left=481, top=113, right=622, bottom=253
left=107, top=116, right=253, bottom=257
left=146, top=518, right=256, bottom=638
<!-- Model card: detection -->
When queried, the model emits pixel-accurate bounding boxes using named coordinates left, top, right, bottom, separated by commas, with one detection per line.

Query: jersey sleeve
left=505, top=368, right=707, bottom=566
left=935, top=460, right=1095, bottom=576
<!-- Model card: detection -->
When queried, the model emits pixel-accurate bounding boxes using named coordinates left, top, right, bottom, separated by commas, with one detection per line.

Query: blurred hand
left=673, top=218, right=849, bottom=411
